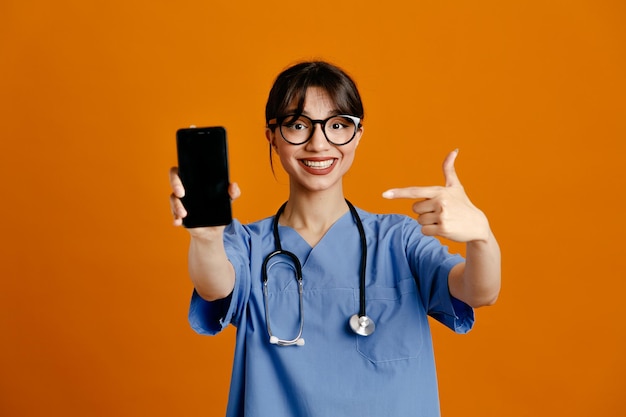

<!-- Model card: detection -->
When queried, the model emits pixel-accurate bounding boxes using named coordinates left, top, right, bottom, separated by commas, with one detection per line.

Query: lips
left=299, top=158, right=337, bottom=174
left=301, top=159, right=335, bottom=169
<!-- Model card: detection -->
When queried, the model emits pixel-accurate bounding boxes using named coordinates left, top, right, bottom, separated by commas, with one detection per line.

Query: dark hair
left=265, top=61, right=364, bottom=125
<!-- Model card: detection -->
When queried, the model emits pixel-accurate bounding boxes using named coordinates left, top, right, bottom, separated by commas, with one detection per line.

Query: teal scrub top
left=189, top=207, right=474, bottom=417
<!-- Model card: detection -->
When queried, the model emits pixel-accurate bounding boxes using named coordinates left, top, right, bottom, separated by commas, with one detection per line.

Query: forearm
left=449, top=230, right=501, bottom=308
left=187, top=230, right=236, bottom=302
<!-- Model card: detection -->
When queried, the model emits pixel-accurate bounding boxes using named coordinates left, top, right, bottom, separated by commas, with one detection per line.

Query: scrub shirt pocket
left=355, top=278, right=425, bottom=363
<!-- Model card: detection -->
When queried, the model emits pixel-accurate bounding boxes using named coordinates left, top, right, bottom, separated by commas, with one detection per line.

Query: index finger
left=169, top=167, right=185, bottom=198
left=382, top=186, right=443, bottom=200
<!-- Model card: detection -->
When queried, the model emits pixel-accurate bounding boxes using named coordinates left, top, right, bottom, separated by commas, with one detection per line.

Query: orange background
left=1, top=1, right=625, bottom=416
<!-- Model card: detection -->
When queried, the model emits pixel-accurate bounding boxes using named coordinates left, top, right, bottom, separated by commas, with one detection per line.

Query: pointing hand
left=382, top=150, right=489, bottom=242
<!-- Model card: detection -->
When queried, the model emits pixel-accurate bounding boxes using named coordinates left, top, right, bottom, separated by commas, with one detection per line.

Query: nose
left=305, top=123, right=329, bottom=151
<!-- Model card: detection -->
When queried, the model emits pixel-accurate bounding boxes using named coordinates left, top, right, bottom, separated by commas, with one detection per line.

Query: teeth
left=302, top=159, right=334, bottom=169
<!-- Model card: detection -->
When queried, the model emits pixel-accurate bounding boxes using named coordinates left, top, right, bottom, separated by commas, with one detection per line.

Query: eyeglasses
left=268, top=114, right=361, bottom=146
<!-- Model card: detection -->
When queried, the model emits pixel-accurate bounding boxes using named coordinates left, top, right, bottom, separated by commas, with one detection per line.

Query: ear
left=353, top=125, right=364, bottom=148
left=265, top=127, right=278, bottom=151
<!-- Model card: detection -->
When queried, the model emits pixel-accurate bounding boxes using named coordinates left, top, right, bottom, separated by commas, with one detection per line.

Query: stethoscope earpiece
left=269, top=335, right=305, bottom=346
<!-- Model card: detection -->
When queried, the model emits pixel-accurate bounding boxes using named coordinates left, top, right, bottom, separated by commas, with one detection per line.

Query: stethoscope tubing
left=348, top=201, right=368, bottom=319
left=263, top=199, right=374, bottom=346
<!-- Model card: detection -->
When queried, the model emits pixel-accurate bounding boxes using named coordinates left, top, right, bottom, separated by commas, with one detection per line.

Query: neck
left=279, top=188, right=349, bottom=245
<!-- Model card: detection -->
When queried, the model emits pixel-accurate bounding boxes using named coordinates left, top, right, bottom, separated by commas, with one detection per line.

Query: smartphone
left=176, top=126, right=232, bottom=228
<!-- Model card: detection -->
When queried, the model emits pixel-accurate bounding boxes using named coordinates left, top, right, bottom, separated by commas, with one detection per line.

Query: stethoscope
left=261, top=199, right=375, bottom=347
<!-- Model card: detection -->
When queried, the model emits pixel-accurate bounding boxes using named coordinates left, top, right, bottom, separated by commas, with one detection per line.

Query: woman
left=169, top=61, right=501, bottom=416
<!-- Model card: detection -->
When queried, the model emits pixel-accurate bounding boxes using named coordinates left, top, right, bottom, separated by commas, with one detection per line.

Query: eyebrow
left=286, top=109, right=342, bottom=118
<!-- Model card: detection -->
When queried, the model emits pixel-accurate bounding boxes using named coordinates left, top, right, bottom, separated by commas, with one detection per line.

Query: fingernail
left=382, top=191, right=394, bottom=199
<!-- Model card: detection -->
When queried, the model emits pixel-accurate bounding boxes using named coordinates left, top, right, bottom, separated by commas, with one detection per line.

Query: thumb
left=443, top=149, right=461, bottom=187
left=229, top=182, right=241, bottom=201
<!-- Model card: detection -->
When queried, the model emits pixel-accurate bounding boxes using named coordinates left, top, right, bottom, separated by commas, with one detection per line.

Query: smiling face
left=266, top=86, right=363, bottom=196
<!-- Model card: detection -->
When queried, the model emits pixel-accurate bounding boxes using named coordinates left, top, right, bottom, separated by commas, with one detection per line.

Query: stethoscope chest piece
left=349, top=314, right=376, bottom=336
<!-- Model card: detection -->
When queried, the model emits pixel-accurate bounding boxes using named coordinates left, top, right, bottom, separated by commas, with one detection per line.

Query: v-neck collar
left=276, top=209, right=354, bottom=266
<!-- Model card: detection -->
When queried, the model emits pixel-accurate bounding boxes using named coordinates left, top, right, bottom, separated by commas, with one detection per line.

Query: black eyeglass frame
left=267, top=114, right=362, bottom=146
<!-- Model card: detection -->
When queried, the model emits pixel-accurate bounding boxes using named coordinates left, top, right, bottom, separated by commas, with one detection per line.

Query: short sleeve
left=426, top=257, right=474, bottom=334
left=188, top=289, right=234, bottom=335
left=188, top=220, right=251, bottom=335
left=404, top=218, right=475, bottom=334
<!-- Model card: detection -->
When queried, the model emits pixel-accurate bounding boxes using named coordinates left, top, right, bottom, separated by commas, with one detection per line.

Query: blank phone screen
left=176, top=126, right=232, bottom=227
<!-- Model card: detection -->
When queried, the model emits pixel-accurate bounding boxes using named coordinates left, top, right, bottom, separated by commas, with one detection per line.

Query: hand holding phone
left=175, top=126, right=232, bottom=228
